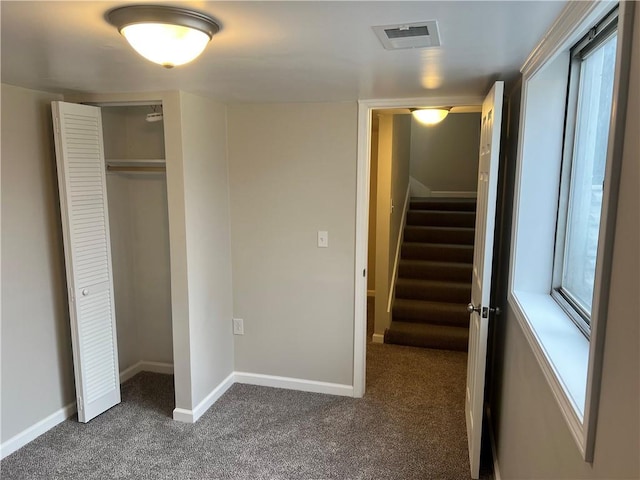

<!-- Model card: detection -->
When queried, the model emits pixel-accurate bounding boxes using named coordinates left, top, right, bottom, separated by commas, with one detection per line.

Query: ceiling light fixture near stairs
left=411, top=107, right=451, bottom=125
left=106, top=5, right=220, bottom=68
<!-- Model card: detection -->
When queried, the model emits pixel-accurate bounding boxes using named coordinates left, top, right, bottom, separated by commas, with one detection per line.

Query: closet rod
left=106, top=165, right=166, bottom=173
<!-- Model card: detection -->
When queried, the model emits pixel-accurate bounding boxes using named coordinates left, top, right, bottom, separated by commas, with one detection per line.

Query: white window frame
left=509, top=0, right=634, bottom=461
left=551, top=7, right=619, bottom=338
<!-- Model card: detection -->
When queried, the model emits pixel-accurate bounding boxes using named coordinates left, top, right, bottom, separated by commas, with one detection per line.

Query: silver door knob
left=467, top=303, right=481, bottom=314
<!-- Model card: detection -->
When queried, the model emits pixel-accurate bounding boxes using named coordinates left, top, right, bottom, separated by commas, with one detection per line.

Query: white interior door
left=51, top=101, right=121, bottom=422
left=465, top=81, right=504, bottom=479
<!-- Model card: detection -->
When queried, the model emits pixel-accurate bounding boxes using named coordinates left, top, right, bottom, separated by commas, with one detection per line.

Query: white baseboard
left=0, top=401, right=77, bottom=460
left=372, top=333, right=385, bottom=344
left=141, top=361, right=174, bottom=375
left=4, top=368, right=355, bottom=455
left=430, top=190, right=477, bottom=198
left=234, top=372, right=354, bottom=397
left=119, top=361, right=174, bottom=384
left=173, top=372, right=235, bottom=423
left=486, top=406, right=502, bottom=480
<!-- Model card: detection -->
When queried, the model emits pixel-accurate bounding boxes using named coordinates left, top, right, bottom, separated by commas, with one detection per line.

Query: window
left=509, top=0, right=632, bottom=461
left=553, top=10, right=618, bottom=336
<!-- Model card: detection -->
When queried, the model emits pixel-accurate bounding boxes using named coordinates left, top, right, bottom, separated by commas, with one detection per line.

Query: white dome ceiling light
left=411, top=107, right=451, bottom=125
left=107, top=5, right=220, bottom=68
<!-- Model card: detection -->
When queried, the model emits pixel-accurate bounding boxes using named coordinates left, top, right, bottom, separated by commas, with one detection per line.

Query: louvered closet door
left=51, top=101, right=120, bottom=422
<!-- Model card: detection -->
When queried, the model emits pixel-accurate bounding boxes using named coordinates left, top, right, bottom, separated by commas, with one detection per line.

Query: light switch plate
left=318, top=230, right=329, bottom=248
left=233, top=318, right=244, bottom=335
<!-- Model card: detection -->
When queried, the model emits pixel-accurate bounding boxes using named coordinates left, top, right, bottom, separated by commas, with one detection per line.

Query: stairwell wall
left=374, top=114, right=411, bottom=338
left=227, top=102, right=357, bottom=386
left=410, top=113, right=480, bottom=195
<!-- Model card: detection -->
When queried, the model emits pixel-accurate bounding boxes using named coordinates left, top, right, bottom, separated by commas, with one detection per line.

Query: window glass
left=558, top=32, right=617, bottom=324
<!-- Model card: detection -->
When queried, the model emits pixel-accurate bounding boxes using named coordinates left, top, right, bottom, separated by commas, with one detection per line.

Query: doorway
left=353, top=96, right=485, bottom=396
left=367, top=107, right=482, bottom=347
left=355, top=86, right=506, bottom=479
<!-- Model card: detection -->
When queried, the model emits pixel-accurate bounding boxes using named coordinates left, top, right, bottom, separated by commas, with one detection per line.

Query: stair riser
left=395, top=283, right=471, bottom=303
left=406, top=210, right=476, bottom=228
left=410, top=200, right=477, bottom=212
left=402, top=244, right=474, bottom=263
left=399, top=262, right=472, bottom=282
left=392, top=306, right=469, bottom=328
left=404, top=227, right=475, bottom=245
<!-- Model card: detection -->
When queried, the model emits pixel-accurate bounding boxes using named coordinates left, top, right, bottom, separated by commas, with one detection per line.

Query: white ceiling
left=1, top=1, right=567, bottom=103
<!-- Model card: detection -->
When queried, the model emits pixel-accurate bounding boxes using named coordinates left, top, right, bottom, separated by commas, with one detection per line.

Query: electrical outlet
left=233, top=318, right=244, bottom=335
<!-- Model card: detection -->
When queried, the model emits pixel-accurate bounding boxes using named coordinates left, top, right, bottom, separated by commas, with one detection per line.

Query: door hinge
left=363, top=268, right=366, bottom=277
left=69, top=288, right=75, bottom=303
left=54, top=116, right=60, bottom=134
left=77, top=397, right=83, bottom=410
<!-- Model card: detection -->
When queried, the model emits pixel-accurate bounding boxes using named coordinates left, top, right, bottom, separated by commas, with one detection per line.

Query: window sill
left=508, top=290, right=589, bottom=447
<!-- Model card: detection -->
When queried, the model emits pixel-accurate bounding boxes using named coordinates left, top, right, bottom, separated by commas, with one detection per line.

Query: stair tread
left=398, top=259, right=473, bottom=281
left=396, top=277, right=471, bottom=289
left=405, top=225, right=475, bottom=231
left=404, top=241, right=473, bottom=248
left=400, top=259, right=473, bottom=268
left=401, top=243, right=474, bottom=263
left=394, top=298, right=469, bottom=310
left=385, top=321, right=469, bottom=351
left=391, top=196, right=475, bottom=351
left=410, top=197, right=477, bottom=213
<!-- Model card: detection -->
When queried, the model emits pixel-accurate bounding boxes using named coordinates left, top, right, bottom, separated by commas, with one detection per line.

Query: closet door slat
left=51, top=101, right=121, bottom=423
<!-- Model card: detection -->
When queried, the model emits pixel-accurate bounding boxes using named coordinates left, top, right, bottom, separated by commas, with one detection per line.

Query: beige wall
left=0, top=84, right=74, bottom=443
left=227, top=102, right=357, bottom=385
left=489, top=6, right=640, bottom=478
left=410, top=113, right=480, bottom=193
left=374, top=114, right=411, bottom=336
left=178, top=92, right=235, bottom=407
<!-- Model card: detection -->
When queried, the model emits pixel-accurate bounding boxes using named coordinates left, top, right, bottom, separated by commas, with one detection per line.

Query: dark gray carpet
left=1, top=344, right=490, bottom=479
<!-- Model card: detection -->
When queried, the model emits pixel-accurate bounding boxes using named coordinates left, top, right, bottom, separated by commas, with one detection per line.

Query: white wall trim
left=430, top=191, right=477, bottom=198
left=387, top=184, right=411, bottom=313
left=172, top=408, right=193, bottom=423
left=119, top=361, right=174, bottom=384
left=372, top=333, right=385, bottom=344
left=119, top=362, right=143, bottom=383
left=521, top=1, right=616, bottom=78
left=0, top=402, right=77, bottom=460
left=354, top=96, right=484, bottom=399
left=140, top=361, right=174, bottom=375
left=2, top=368, right=356, bottom=455
left=173, top=372, right=235, bottom=423
left=234, top=372, right=354, bottom=397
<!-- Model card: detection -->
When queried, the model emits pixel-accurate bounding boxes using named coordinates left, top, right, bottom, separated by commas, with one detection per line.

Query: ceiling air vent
left=373, top=21, right=441, bottom=50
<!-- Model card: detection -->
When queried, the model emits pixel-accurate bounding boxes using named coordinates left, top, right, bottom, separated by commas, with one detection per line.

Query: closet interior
left=101, top=104, right=174, bottom=383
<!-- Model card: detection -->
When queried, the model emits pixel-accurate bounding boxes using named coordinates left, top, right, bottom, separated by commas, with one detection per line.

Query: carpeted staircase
left=384, top=197, right=476, bottom=351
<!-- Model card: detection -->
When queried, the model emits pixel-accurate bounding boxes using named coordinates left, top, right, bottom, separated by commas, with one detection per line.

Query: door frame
left=353, top=95, right=485, bottom=397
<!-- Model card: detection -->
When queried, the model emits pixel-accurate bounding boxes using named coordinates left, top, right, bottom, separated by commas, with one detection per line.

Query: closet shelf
left=106, top=159, right=166, bottom=174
